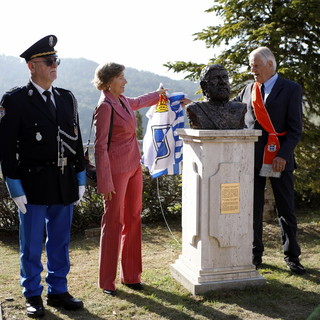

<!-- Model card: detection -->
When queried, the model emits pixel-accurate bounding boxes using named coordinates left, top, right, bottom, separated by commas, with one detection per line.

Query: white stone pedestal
left=171, top=129, right=265, bottom=295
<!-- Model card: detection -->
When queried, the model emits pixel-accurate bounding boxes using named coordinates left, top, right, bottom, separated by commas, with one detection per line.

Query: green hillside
left=0, top=55, right=200, bottom=140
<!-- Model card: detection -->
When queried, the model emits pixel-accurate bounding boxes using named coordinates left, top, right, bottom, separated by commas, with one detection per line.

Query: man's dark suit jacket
left=233, top=75, right=303, bottom=171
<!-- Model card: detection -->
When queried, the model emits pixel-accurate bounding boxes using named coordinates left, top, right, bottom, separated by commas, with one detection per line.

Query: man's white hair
left=249, top=47, right=277, bottom=72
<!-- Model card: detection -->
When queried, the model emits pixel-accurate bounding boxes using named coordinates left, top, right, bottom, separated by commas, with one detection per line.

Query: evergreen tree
left=165, top=0, right=320, bottom=205
left=165, top=0, right=320, bottom=114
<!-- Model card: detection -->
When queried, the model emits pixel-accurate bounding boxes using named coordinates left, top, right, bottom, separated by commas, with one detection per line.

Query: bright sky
left=1, top=0, right=218, bottom=80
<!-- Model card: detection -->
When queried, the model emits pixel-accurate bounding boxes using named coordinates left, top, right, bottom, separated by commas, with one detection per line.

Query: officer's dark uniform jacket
left=0, top=82, right=85, bottom=205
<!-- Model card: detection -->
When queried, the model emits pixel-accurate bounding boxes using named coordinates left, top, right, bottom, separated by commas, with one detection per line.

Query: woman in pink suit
left=92, top=63, right=166, bottom=296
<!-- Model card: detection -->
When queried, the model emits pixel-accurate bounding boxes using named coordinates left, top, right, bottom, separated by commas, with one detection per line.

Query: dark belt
left=20, top=158, right=73, bottom=167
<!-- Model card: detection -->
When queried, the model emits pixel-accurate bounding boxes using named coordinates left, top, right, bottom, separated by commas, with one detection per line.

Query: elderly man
left=234, top=47, right=305, bottom=275
left=0, top=35, right=86, bottom=318
left=186, top=64, right=246, bottom=129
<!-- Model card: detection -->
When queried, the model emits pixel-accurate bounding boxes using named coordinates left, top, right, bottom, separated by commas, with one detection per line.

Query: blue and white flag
left=142, top=91, right=185, bottom=178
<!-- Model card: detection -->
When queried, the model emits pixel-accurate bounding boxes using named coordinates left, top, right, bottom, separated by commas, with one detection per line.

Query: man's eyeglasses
left=32, top=58, right=61, bottom=67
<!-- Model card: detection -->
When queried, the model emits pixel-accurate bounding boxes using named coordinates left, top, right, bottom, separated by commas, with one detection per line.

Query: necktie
left=260, top=83, right=265, bottom=101
left=43, top=91, right=56, bottom=119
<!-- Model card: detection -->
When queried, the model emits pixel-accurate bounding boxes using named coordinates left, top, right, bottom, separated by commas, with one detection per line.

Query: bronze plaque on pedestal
left=220, top=183, right=240, bottom=214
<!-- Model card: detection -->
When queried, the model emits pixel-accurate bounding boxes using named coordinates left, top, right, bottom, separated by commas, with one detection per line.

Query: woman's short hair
left=92, top=62, right=125, bottom=90
left=249, top=47, right=277, bottom=72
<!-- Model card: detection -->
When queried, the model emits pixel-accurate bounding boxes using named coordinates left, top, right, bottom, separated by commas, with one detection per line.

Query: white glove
left=13, top=195, right=28, bottom=214
left=75, top=185, right=85, bottom=205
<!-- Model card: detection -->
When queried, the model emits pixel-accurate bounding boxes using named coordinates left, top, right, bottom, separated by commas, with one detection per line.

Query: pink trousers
left=99, top=165, right=143, bottom=291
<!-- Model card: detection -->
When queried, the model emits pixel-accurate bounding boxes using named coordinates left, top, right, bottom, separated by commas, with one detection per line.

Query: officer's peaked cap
left=20, top=35, right=58, bottom=62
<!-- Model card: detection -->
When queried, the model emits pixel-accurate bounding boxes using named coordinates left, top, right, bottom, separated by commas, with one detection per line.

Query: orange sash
left=251, top=82, right=286, bottom=177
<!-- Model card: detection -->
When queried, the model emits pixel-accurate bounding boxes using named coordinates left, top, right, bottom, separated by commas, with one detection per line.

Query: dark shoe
left=123, top=282, right=144, bottom=290
left=26, top=295, right=45, bottom=318
left=285, top=259, right=306, bottom=275
left=103, top=289, right=116, bottom=296
left=253, top=256, right=262, bottom=269
left=47, top=292, right=83, bottom=310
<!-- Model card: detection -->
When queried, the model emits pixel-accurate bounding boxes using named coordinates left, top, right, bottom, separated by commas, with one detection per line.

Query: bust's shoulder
left=228, top=101, right=246, bottom=110
left=187, top=101, right=210, bottom=111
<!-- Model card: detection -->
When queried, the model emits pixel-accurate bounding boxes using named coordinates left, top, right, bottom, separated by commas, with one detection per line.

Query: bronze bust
left=186, top=64, right=246, bottom=129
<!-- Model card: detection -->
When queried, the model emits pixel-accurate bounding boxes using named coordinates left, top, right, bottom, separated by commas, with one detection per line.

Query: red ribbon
left=251, top=82, right=286, bottom=165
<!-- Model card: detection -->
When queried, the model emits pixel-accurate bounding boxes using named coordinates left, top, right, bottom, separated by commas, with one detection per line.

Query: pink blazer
left=94, top=90, right=160, bottom=194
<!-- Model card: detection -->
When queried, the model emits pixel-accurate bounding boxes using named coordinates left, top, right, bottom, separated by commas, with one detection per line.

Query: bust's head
left=200, top=64, right=230, bottom=103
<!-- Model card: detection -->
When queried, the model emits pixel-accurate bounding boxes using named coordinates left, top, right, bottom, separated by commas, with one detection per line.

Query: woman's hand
left=157, top=88, right=168, bottom=95
left=103, top=191, right=116, bottom=201
left=156, top=83, right=168, bottom=95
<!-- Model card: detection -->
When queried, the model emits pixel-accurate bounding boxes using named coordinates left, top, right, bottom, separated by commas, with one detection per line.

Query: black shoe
left=26, top=295, right=45, bottom=318
left=123, top=282, right=144, bottom=290
left=103, top=289, right=117, bottom=296
left=285, top=259, right=306, bottom=275
left=253, top=256, right=262, bottom=269
left=47, top=292, right=83, bottom=310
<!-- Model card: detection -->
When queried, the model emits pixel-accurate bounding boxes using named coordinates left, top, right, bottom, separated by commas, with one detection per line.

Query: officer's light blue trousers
left=19, top=203, right=73, bottom=298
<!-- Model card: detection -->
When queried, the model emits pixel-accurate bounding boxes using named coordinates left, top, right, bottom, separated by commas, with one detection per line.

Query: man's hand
left=13, top=195, right=28, bottom=214
left=272, top=156, right=286, bottom=172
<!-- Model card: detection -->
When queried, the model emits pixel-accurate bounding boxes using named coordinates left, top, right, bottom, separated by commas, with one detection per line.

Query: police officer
left=0, top=35, right=86, bottom=318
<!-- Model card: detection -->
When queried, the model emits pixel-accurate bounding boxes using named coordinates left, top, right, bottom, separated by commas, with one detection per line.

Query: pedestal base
left=172, top=129, right=265, bottom=295
left=171, top=257, right=266, bottom=295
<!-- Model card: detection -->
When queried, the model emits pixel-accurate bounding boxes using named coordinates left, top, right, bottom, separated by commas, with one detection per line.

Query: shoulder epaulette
left=54, top=87, right=71, bottom=94
left=54, top=87, right=78, bottom=124
left=5, top=86, right=23, bottom=96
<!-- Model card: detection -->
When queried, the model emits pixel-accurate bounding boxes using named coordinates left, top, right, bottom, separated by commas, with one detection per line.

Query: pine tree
left=166, top=0, right=320, bottom=114
left=165, top=0, right=320, bottom=205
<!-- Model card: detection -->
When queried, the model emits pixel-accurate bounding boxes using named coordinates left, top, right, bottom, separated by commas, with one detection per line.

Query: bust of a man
left=186, top=64, right=246, bottom=129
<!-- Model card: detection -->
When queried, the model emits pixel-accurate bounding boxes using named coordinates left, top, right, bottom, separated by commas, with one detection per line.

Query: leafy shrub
left=0, top=177, right=19, bottom=231
left=294, top=119, right=320, bottom=208
left=142, top=169, right=182, bottom=222
left=0, top=169, right=182, bottom=233
left=72, top=185, right=104, bottom=233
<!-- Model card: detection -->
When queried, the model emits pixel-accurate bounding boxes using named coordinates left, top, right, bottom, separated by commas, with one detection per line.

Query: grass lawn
left=0, top=210, right=319, bottom=320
